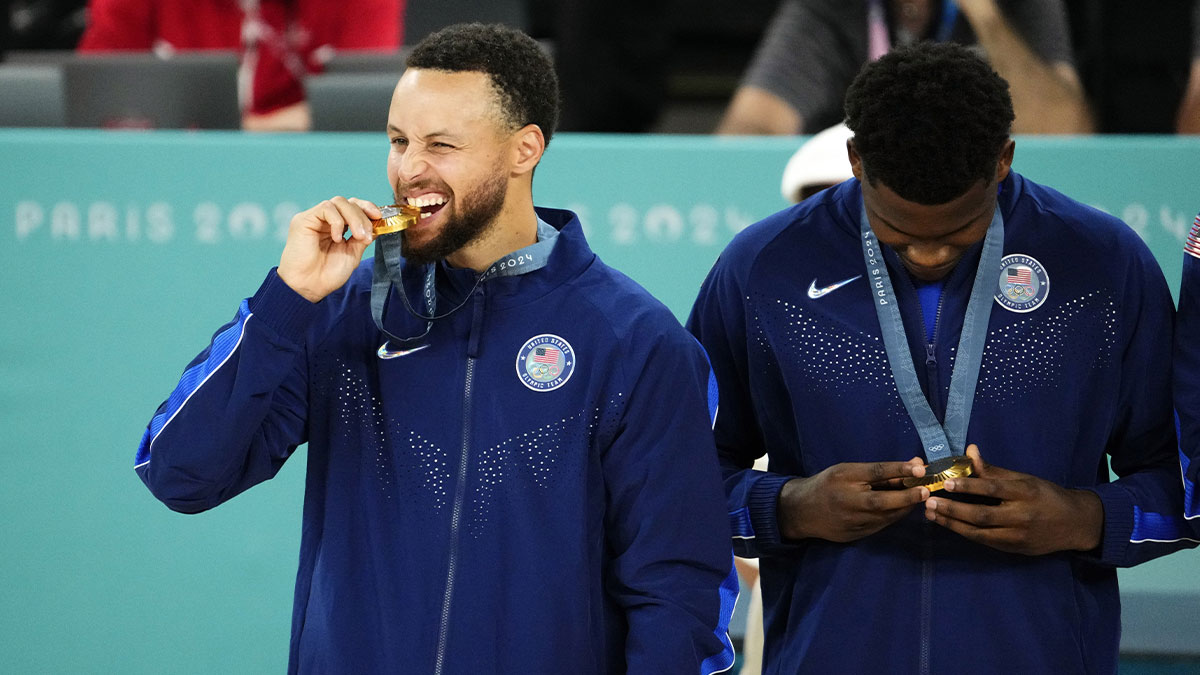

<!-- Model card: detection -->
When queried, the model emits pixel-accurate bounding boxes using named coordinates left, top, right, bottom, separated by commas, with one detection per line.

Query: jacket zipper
left=919, top=523, right=934, bottom=675
left=433, top=285, right=485, bottom=675
left=926, top=288, right=947, bottom=415
left=905, top=271, right=947, bottom=675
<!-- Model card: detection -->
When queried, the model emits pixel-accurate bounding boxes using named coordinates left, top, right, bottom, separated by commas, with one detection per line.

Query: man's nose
left=395, top=150, right=429, bottom=183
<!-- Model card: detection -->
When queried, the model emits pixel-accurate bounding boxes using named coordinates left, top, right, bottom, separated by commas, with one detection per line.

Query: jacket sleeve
left=134, top=270, right=319, bottom=514
left=602, top=325, right=737, bottom=675
left=1174, top=221, right=1200, bottom=537
left=687, top=254, right=799, bottom=559
left=1084, top=237, right=1199, bottom=565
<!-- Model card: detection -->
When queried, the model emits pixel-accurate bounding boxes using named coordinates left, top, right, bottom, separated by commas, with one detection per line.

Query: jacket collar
left=379, top=207, right=596, bottom=338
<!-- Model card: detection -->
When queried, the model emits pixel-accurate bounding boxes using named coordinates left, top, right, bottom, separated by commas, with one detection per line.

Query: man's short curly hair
left=844, top=41, right=1014, bottom=205
left=407, top=23, right=560, bottom=145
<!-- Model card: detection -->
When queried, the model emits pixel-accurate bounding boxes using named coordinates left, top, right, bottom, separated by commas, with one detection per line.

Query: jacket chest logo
left=994, top=254, right=1050, bottom=313
left=516, top=334, right=576, bottom=392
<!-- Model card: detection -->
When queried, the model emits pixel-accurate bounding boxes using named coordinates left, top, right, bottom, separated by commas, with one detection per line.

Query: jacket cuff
left=1082, top=483, right=1134, bottom=566
left=748, top=472, right=794, bottom=545
left=247, top=268, right=321, bottom=343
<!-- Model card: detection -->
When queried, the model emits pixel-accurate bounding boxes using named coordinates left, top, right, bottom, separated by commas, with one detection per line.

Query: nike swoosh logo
left=807, top=275, right=862, bottom=299
left=377, top=342, right=430, bottom=360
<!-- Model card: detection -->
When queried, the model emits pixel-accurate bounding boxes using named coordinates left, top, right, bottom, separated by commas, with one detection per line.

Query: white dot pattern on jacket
left=755, top=296, right=909, bottom=423
left=316, top=356, right=625, bottom=530
left=953, top=290, right=1118, bottom=403
left=467, top=396, right=624, bottom=539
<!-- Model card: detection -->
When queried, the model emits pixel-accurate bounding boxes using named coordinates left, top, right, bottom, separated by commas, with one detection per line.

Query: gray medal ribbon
left=370, top=219, right=560, bottom=344
left=859, top=201, right=1003, bottom=461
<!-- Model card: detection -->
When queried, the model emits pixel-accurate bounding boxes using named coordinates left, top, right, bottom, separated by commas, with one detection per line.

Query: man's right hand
left=278, top=197, right=382, bottom=303
left=778, top=459, right=929, bottom=542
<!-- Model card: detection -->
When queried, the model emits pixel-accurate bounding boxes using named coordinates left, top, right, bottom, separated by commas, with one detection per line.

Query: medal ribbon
left=859, top=200, right=1002, bottom=461
left=370, top=219, right=559, bottom=344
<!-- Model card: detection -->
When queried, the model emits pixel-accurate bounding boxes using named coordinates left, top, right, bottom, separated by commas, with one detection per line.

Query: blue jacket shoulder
left=1012, top=175, right=1156, bottom=264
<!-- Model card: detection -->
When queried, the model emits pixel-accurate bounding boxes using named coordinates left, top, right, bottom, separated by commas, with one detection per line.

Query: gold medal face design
left=902, top=456, right=974, bottom=492
left=371, top=204, right=422, bottom=236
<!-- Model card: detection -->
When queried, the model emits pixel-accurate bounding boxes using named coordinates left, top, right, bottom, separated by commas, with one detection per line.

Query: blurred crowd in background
left=0, top=0, right=1197, bottom=134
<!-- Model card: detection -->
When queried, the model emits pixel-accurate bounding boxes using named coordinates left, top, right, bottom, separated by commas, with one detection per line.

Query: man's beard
left=398, top=171, right=507, bottom=267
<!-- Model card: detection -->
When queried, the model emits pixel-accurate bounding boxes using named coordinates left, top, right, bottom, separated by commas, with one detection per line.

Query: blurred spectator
left=4, top=0, right=87, bottom=51
left=718, top=0, right=1093, bottom=135
left=781, top=122, right=854, bottom=202
left=527, top=0, right=670, bottom=132
left=1179, top=0, right=1200, bottom=133
left=1064, top=0, right=1194, bottom=133
left=77, top=0, right=404, bottom=130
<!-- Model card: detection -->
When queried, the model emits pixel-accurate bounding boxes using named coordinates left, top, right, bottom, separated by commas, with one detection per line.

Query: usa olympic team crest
left=516, top=334, right=576, bottom=391
left=994, top=254, right=1049, bottom=313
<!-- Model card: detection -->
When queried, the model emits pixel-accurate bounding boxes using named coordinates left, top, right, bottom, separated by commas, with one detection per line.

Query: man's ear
left=996, top=139, right=1016, bottom=183
left=511, top=124, right=546, bottom=177
left=847, top=138, right=865, bottom=182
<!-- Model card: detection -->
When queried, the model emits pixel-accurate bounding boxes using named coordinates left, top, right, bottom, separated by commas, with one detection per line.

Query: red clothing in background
left=78, top=0, right=404, bottom=115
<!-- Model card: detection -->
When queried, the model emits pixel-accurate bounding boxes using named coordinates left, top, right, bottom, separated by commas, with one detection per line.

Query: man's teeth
left=405, top=195, right=448, bottom=208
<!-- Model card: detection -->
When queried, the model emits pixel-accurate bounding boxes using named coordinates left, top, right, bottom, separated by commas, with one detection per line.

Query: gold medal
left=902, top=456, right=973, bottom=492
left=371, top=204, right=422, bottom=236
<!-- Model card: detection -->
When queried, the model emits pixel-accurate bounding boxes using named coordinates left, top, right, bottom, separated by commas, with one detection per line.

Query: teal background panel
left=1, top=130, right=1198, bottom=673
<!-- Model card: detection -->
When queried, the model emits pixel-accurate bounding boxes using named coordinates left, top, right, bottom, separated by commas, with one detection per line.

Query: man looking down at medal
left=133, top=23, right=737, bottom=674
left=689, top=41, right=1191, bottom=674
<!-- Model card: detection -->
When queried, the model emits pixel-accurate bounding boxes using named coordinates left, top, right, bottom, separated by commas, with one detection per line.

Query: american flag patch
left=1007, top=266, right=1032, bottom=285
left=1186, top=213, right=1200, bottom=260
left=533, top=347, right=560, bottom=364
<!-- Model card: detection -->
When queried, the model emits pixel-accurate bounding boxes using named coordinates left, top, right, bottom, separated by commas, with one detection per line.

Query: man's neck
left=446, top=200, right=540, bottom=273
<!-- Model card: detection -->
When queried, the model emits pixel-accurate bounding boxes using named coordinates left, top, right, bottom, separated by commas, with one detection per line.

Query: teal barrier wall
left=2, top=130, right=1198, bottom=673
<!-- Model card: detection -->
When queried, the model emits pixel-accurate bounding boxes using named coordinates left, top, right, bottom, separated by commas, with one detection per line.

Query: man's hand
left=278, top=197, right=381, bottom=303
left=952, top=0, right=1094, bottom=133
left=925, top=444, right=1104, bottom=555
left=779, top=458, right=929, bottom=542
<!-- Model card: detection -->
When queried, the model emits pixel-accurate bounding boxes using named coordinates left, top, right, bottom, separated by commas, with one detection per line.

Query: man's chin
left=400, top=243, right=447, bottom=266
left=903, top=259, right=957, bottom=282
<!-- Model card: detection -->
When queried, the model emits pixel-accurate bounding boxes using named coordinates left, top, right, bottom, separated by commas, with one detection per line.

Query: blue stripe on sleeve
left=700, top=553, right=740, bottom=675
left=1182, top=449, right=1199, bottom=520
left=1131, top=505, right=1200, bottom=544
left=134, top=301, right=253, bottom=468
left=729, top=507, right=755, bottom=540
left=706, top=366, right=720, bottom=429
left=691, top=336, right=720, bottom=428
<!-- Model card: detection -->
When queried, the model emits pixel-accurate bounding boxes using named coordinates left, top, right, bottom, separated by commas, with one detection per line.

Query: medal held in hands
left=902, top=455, right=974, bottom=492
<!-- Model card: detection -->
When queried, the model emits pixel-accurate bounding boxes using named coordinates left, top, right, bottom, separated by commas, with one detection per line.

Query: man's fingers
left=348, top=197, right=383, bottom=220
left=941, top=475, right=1015, bottom=500
left=964, top=443, right=1009, bottom=478
left=907, top=456, right=927, bottom=478
left=925, top=507, right=998, bottom=543
left=862, top=485, right=929, bottom=512
left=925, top=495, right=1015, bottom=528
left=308, top=199, right=348, bottom=241
left=330, top=196, right=373, bottom=241
left=855, top=460, right=924, bottom=484
left=925, top=504, right=1032, bottom=554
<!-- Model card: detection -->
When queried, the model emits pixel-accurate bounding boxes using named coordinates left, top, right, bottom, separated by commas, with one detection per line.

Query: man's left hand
left=924, top=444, right=1104, bottom=555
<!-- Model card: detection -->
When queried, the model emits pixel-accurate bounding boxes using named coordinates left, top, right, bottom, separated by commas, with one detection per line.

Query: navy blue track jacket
left=1171, top=213, right=1200, bottom=537
left=135, top=208, right=738, bottom=674
left=688, top=174, right=1194, bottom=674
